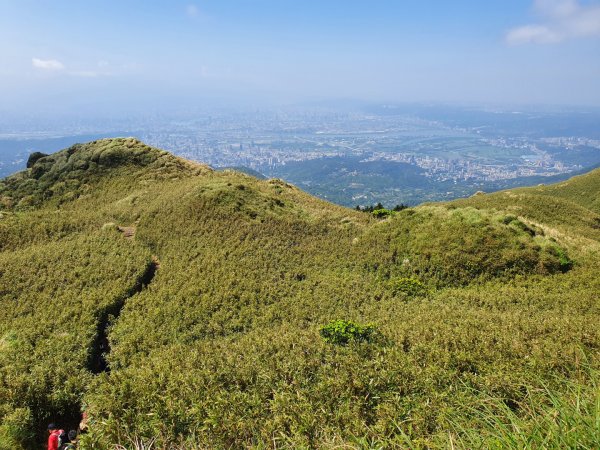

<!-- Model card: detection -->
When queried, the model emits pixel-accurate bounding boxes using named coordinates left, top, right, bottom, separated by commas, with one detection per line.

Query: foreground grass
left=103, top=366, right=599, bottom=450
left=443, top=366, right=599, bottom=450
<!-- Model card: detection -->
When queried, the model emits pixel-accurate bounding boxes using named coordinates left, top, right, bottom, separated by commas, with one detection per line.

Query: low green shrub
left=320, top=320, right=376, bottom=345
left=372, top=208, right=394, bottom=219
left=391, top=277, right=428, bottom=297
left=553, top=246, right=574, bottom=272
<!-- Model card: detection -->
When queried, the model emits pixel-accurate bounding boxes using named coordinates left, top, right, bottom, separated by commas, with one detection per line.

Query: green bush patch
left=372, top=208, right=395, bottom=219
left=320, top=320, right=376, bottom=345
left=391, top=277, right=428, bottom=297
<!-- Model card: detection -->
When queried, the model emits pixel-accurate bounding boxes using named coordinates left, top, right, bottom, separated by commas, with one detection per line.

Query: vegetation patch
left=445, top=367, right=600, bottom=449
left=0, top=138, right=209, bottom=209
left=357, top=206, right=572, bottom=286
left=356, top=202, right=408, bottom=216
left=25, top=151, right=48, bottom=169
left=320, top=320, right=376, bottom=345
left=391, top=277, right=428, bottom=297
left=549, top=245, right=574, bottom=272
left=372, top=208, right=395, bottom=219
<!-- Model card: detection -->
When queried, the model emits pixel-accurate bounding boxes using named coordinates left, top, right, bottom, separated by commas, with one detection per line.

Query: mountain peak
left=0, top=138, right=211, bottom=209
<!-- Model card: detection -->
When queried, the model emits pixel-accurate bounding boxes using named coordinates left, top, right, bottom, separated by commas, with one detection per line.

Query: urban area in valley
left=2, top=104, right=600, bottom=206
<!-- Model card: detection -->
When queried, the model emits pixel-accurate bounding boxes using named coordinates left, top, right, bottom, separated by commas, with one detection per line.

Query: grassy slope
left=0, top=138, right=599, bottom=449
left=447, top=168, right=600, bottom=237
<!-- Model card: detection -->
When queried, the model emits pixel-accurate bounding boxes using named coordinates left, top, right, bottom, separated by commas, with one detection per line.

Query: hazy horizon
left=1, top=0, right=600, bottom=118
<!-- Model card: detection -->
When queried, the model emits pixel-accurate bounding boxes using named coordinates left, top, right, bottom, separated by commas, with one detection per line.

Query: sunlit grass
left=1, top=139, right=599, bottom=449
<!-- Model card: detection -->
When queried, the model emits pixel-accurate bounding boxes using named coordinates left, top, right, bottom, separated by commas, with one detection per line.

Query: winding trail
left=88, top=256, right=159, bottom=374
left=53, top=253, right=160, bottom=445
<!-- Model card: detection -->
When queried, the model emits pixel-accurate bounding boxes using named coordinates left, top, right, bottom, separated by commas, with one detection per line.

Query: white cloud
left=31, top=57, right=118, bottom=77
left=32, top=58, right=65, bottom=70
left=506, top=24, right=563, bottom=44
left=507, top=0, right=600, bottom=44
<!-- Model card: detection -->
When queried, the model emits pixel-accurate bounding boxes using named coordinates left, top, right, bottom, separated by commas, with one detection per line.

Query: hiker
left=61, top=430, right=78, bottom=450
left=79, top=409, right=89, bottom=434
left=47, top=424, right=63, bottom=450
left=47, top=424, right=72, bottom=450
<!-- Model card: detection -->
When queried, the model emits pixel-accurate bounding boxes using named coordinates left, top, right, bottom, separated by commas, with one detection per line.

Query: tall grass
left=445, top=367, right=600, bottom=449
left=98, top=369, right=599, bottom=449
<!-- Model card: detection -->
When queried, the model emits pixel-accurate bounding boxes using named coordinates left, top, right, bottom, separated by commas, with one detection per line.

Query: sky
left=1, top=0, right=600, bottom=116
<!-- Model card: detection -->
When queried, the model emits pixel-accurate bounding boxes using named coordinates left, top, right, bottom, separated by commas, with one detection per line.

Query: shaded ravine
left=88, top=256, right=159, bottom=374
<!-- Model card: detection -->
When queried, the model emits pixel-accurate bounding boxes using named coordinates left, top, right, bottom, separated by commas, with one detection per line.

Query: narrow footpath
left=89, top=256, right=159, bottom=374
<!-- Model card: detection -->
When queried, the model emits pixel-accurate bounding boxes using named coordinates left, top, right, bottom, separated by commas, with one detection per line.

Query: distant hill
left=268, top=155, right=435, bottom=206
left=1, top=138, right=599, bottom=449
left=266, top=154, right=600, bottom=208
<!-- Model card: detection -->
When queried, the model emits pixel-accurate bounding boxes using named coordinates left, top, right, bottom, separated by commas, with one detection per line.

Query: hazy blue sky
left=1, top=0, right=600, bottom=114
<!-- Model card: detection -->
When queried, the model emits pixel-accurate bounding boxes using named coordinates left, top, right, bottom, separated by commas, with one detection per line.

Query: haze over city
left=1, top=0, right=600, bottom=117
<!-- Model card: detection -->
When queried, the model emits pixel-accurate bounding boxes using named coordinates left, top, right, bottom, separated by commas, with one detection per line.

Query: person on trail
left=79, top=409, right=89, bottom=434
left=60, top=430, right=78, bottom=450
left=47, top=424, right=63, bottom=450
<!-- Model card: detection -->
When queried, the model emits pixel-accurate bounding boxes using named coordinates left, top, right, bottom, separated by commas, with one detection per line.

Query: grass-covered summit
left=0, top=138, right=210, bottom=210
left=0, top=138, right=598, bottom=449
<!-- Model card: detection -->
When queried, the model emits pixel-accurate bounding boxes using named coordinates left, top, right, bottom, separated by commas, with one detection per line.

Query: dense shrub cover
left=0, top=139, right=598, bottom=449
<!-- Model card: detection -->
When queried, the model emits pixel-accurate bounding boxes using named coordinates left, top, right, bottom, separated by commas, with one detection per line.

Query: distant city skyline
left=1, top=0, right=600, bottom=117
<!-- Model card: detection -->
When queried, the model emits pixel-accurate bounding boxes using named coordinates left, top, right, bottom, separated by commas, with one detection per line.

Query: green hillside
left=0, top=138, right=599, bottom=449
